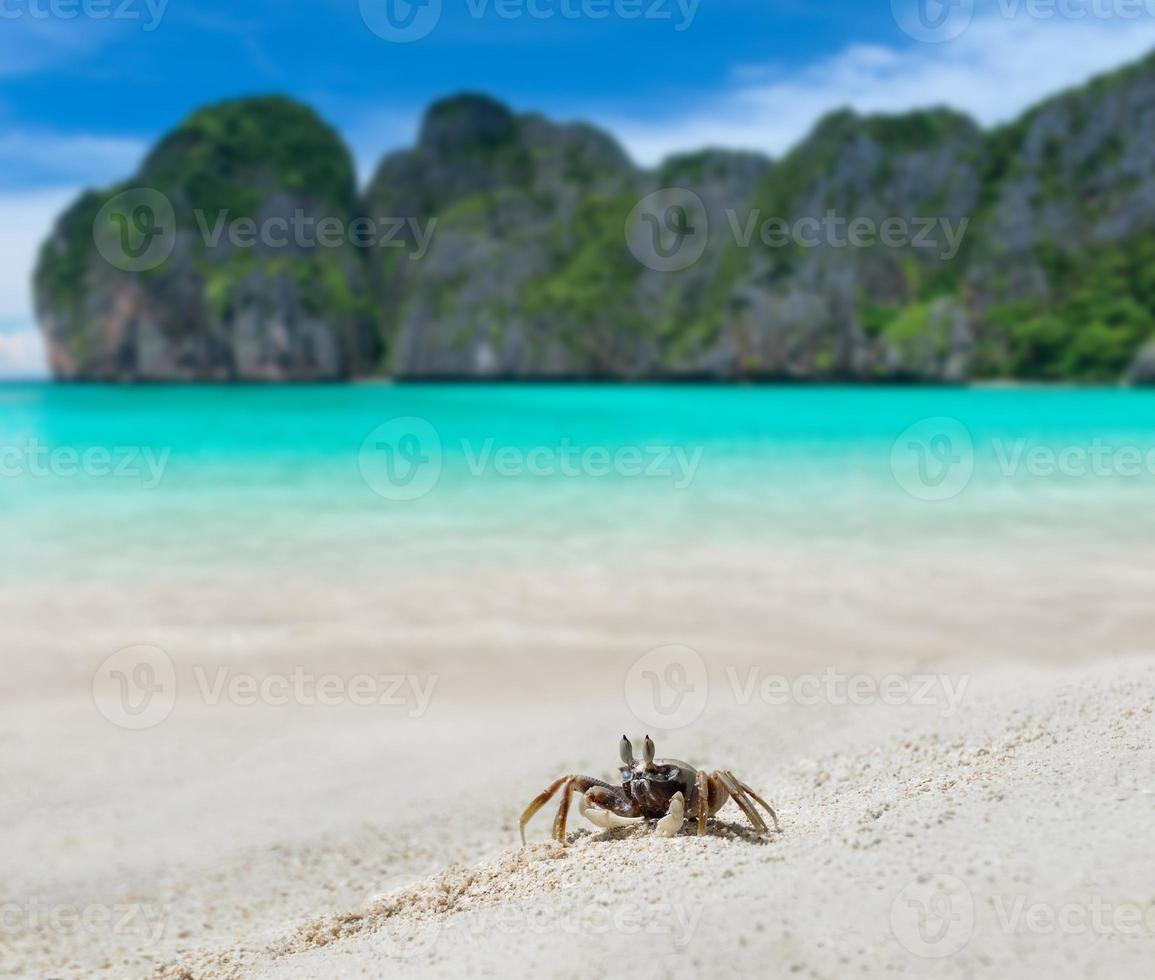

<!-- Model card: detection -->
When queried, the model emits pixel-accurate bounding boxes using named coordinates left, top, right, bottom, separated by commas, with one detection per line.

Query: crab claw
left=577, top=792, right=643, bottom=831
left=656, top=791, right=685, bottom=838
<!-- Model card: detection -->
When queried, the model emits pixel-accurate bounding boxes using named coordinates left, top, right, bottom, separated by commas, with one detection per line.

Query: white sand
left=5, top=519, right=1155, bottom=979
left=4, top=651, right=1153, bottom=979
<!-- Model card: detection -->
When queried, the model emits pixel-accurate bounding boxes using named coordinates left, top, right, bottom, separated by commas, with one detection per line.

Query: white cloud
left=0, top=187, right=78, bottom=320
left=0, top=18, right=123, bottom=78
left=0, top=321, right=48, bottom=379
left=0, top=187, right=78, bottom=377
left=0, top=132, right=146, bottom=189
left=606, top=17, right=1155, bottom=165
left=0, top=128, right=146, bottom=377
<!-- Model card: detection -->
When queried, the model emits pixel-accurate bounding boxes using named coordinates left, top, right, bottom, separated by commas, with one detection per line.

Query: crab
left=519, top=735, right=780, bottom=844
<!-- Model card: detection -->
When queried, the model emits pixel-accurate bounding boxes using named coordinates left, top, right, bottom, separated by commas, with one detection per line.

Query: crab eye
left=619, top=735, right=635, bottom=767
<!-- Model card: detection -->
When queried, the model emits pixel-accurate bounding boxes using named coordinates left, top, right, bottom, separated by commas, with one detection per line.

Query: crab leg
left=520, top=775, right=571, bottom=844
left=522, top=776, right=625, bottom=844
left=716, top=771, right=769, bottom=835
left=552, top=777, right=577, bottom=842
left=731, top=774, right=781, bottom=833
left=692, top=769, right=710, bottom=835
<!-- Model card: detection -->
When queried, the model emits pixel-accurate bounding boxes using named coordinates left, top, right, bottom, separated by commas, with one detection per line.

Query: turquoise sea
left=4, top=384, right=1155, bottom=589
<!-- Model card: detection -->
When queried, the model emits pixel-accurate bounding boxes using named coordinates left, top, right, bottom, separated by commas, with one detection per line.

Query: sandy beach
left=4, top=386, right=1155, bottom=979
left=5, top=639, right=1153, bottom=978
left=12, top=4, right=1155, bottom=975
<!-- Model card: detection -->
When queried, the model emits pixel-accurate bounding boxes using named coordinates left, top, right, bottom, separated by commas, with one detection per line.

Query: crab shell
left=619, top=757, right=699, bottom=819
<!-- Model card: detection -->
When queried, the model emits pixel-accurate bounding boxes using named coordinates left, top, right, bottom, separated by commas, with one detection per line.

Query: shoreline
left=3, top=376, right=1153, bottom=390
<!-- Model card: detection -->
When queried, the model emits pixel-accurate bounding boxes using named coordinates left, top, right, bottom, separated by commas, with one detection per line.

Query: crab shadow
left=568, top=818, right=775, bottom=847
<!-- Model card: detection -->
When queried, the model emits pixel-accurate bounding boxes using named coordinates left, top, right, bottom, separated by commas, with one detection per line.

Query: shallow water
left=4, top=383, right=1155, bottom=689
left=4, top=383, right=1155, bottom=573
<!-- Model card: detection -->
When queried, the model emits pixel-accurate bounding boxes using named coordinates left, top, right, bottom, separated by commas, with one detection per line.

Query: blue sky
left=4, top=0, right=1155, bottom=375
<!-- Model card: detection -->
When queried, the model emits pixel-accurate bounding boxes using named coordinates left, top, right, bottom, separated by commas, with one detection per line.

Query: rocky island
left=34, top=50, right=1155, bottom=383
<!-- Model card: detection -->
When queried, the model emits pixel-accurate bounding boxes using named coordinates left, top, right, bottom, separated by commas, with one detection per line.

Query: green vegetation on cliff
left=33, top=50, right=1155, bottom=382
left=144, top=96, right=357, bottom=216
left=35, top=96, right=374, bottom=381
